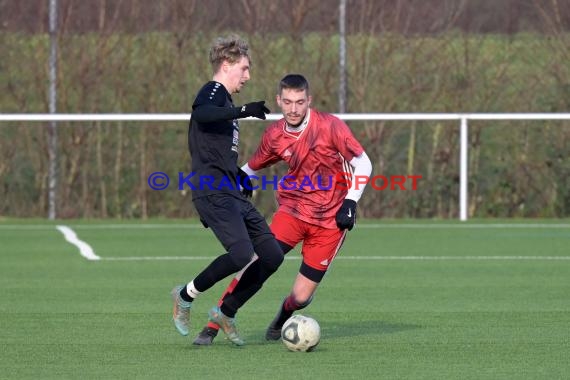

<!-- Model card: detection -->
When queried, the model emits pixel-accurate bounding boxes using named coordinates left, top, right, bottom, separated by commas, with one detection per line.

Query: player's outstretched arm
left=237, top=101, right=271, bottom=120
left=191, top=101, right=270, bottom=123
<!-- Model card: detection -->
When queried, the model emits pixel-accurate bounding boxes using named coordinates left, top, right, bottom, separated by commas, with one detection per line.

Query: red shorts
left=270, top=210, right=346, bottom=271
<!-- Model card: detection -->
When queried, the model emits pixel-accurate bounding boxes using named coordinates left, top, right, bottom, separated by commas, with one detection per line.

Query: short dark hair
left=278, top=74, right=310, bottom=95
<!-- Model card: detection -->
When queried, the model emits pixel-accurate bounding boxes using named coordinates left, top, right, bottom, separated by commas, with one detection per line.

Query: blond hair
left=209, top=35, right=250, bottom=73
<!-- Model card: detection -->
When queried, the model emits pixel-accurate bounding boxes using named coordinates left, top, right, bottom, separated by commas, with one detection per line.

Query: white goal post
left=2, top=113, right=570, bottom=221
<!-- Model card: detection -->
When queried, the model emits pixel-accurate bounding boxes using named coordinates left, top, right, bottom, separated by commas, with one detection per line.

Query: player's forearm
left=240, top=162, right=258, bottom=176
left=191, top=104, right=240, bottom=123
left=346, top=151, right=373, bottom=202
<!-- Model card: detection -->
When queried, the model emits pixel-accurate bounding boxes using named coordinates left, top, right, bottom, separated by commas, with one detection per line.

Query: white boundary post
left=338, top=0, right=347, bottom=113
left=460, top=117, right=469, bottom=221
left=48, top=0, right=58, bottom=220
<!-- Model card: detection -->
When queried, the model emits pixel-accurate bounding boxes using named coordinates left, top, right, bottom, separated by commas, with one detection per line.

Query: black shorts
left=193, top=194, right=274, bottom=250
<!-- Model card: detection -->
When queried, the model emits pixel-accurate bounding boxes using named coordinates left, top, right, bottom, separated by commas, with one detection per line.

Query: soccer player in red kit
left=194, top=73, right=373, bottom=345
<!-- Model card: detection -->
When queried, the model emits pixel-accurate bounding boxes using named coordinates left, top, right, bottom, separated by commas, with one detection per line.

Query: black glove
left=335, top=199, right=357, bottom=231
left=238, top=101, right=270, bottom=120
left=237, top=166, right=253, bottom=198
left=199, top=218, right=209, bottom=229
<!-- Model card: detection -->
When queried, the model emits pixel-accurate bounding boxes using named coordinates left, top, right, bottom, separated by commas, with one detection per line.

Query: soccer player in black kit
left=171, top=35, right=283, bottom=346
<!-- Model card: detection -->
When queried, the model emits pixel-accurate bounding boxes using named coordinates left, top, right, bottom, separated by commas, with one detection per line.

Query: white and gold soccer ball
left=281, top=314, right=321, bottom=352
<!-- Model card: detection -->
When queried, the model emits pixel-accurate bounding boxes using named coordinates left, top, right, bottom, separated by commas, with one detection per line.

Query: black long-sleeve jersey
left=187, top=81, right=243, bottom=199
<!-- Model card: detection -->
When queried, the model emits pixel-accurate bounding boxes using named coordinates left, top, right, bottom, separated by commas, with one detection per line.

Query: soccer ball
left=281, top=314, right=320, bottom=352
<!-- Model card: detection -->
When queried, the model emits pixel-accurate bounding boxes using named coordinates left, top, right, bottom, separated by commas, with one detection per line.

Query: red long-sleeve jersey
left=249, top=109, right=364, bottom=229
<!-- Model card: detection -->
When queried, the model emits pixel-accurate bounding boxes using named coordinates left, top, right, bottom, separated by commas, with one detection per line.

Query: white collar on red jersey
left=285, top=108, right=311, bottom=133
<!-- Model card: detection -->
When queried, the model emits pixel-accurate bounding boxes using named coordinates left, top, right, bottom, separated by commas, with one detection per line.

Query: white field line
left=0, top=223, right=569, bottom=230
left=99, top=255, right=570, bottom=261
left=357, top=223, right=570, bottom=229
left=56, top=225, right=100, bottom=261
left=0, top=223, right=567, bottom=262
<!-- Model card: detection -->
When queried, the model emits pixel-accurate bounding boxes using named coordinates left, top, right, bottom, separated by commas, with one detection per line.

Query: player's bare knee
left=291, top=294, right=313, bottom=309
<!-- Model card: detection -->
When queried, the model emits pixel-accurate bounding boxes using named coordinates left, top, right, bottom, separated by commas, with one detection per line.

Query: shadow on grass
left=184, top=319, right=421, bottom=349
left=322, top=319, right=421, bottom=339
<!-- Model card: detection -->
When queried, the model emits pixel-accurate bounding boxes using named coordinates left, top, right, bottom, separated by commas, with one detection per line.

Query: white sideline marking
left=99, top=255, right=570, bottom=261
left=67, top=223, right=570, bottom=229
left=1, top=223, right=567, bottom=262
left=1, top=223, right=569, bottom=230
left=336, top=256, right=570, bottom=260
left=358, top=223, right=570, bottom=229
left=56, top=225, right=100, bottom=261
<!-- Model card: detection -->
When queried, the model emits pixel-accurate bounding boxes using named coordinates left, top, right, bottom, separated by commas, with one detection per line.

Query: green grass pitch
left=1, top=219, right=569, bottom=379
